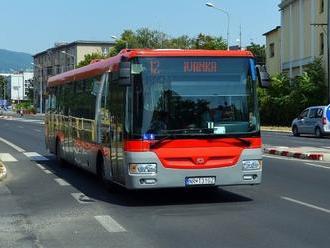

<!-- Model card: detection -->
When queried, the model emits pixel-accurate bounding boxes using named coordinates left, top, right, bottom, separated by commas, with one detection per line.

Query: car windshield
left=130, top=57, right=259, bottom=139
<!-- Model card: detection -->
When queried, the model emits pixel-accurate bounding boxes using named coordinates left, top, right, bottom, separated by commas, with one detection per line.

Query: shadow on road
left=39, top=157, right=253, bottom=207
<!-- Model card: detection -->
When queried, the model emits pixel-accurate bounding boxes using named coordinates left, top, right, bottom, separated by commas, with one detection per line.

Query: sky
left=0, top=0, right=281, bottom=55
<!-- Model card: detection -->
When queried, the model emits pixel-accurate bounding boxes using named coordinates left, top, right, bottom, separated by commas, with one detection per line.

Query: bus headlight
left=129, top=163, right=157, bottom=175
left=242, top=160, right=262, bottom=171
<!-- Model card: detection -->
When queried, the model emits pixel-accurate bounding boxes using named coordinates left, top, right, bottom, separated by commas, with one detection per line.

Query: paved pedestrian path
left=0, top=115, right=44, bottom=125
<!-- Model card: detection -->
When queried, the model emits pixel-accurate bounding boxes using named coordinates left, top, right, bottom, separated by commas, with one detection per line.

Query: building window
left=269, top=43, right=275, bottom=58
left=320, top=33, right=324, bottom=55
left=320, top=0, right=324, bottom=13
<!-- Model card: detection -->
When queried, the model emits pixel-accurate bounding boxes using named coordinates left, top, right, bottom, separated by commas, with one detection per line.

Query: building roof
left=279, top=0, right=297, bottom=10
left=48, top=49, right=255, bottom=87
left=263, top=26, right=281, bottom=36
left=33, top=40, right=115, bottom=58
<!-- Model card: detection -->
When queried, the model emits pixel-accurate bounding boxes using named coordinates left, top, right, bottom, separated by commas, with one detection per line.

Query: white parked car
left=291, top=106, right=330, bottom=137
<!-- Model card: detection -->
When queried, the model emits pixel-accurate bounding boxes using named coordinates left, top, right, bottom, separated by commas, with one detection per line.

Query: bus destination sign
left=184, top=61, right=218, bottom=73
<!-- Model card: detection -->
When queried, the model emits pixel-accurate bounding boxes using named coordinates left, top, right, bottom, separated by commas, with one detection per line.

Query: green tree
left=0, top=75, right=7, bottom=100
left=246, top=43, right=266, bottom=65
left=258, top=58, right=327, bottom=126
left=163, top=35, right=192, bottom=49
left=25, top=79, right=34, bottom=102
left=193, top=33, right=227, bottom=50
left=77, top=53, right=107, bottom=68
left=293, top=58, right=327, bottom=107
left=108, top=28, right=229, bottom=57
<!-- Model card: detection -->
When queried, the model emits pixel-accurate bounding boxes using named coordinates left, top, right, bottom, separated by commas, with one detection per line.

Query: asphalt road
left=0, top=118, right=330, bottom=248
left=262, top=131, right=330, bottom=148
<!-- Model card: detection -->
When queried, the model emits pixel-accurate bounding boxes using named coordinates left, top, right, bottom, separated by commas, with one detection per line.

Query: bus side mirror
left=119, top=62, right=131, bottom=86
left=256, top=65, right=271, bottom=88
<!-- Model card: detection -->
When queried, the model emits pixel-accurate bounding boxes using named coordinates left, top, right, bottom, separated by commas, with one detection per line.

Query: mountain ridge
left=0, top=49, right=33, bottom=73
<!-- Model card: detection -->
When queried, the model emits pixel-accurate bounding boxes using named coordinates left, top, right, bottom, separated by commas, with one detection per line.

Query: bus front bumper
left=123, top=148, right=262, bottom=189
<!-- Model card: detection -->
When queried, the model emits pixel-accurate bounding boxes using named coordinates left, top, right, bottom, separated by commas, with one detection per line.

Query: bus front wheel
left=96, top=153, right=120, bottom=193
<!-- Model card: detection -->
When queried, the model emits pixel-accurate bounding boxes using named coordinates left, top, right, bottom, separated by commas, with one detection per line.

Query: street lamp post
left=205, top=2, right=230, bottom=50
left=31, top=63, right=43, bottom=114
left=61, top=51, right=76, bottom=70
left=111, top=35, right=128, bottom=49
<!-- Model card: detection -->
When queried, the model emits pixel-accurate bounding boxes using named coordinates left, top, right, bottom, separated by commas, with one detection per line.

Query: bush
left=259, top=58, right=327, bottom=126
left=16, top=101, right=36, bottom=114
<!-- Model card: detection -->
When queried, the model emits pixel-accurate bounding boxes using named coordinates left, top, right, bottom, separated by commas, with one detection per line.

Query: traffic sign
left=326, top=105, right=330, bottom=121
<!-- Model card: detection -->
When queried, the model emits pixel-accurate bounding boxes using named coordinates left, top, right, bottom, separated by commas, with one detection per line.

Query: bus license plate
left=185, top=177, right=216, bottom=186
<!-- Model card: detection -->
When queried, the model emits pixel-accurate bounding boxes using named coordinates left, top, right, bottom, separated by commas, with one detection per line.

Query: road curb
left=263, top=147, right=327, bottom=161
left=261, top=128, right=291, bottom=133
left=0, top=160, right=7, bottom=181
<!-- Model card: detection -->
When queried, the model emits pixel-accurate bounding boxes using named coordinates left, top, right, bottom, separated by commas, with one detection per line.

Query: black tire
left=315, top=127, right=323, bottom=138
left=292, top=125, right=300, bottom=137
left=96, top=153, right=120, bottom=192
left=96, top=153, right=106, bottom=181
left=56, top=139, right=66, bottom=167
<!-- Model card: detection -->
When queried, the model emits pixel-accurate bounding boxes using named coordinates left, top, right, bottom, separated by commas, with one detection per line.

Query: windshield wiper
left=150, top=134, right=177, bottom=149
left=164, top=128, right=214, bottom=135
left=232, top=137, right=251, bottom=147
left=149, top=130, right=252, bottom=149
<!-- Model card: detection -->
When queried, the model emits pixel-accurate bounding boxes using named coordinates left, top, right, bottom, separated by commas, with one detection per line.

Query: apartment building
left=264, top=0, right=328, bottom=78
left=1, top=72, right=34, bottom=102
left=263, top=26, right=281, bottom=76
left=32, top=40, right=115, bottom=112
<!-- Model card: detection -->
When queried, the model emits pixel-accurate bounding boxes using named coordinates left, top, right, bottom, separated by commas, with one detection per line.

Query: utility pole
left=239, top=25, right=242, bottom=49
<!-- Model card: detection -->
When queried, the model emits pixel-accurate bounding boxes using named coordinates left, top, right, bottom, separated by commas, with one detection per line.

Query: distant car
left=291, top=106, right=330, bottom=137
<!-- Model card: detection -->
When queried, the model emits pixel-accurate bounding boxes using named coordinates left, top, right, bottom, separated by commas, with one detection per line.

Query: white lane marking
left=0, top=153, right=17, bottom=162
left=0, top=137, right=25, bottom=152
left=33, top=129, right=42, bottom=133
left=304, top=162, right=330, bottom=170
left=19, top=119, right=45, bottom=125
left=54, top=178, right=70, bottom=186
left=71, top=193, right=95, bottom=204
left=44, top=170, right=53, bottom=174
left=282, top=196, right=330, bottom=214
left=23, top=152, right=49, bottom=161
left=18, top=125, right=24, bottom=129
left=95, top=215, right=126, bottom=233
left=36, top=163, right=46, bottom=170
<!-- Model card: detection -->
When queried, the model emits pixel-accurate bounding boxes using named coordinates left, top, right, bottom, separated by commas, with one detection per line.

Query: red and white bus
left=46, top=49, right=268, bottom=189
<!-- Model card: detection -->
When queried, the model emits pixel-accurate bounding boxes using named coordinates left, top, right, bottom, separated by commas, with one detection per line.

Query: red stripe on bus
left=124, top=137, right=261, bottom=169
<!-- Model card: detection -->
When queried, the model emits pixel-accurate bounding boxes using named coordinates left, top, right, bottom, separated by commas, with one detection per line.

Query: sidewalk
left=0, top=160, right=7, bottom=181
left=263, top=145, right=330, bottom=161
left=0, top=111, right=45, bottom=121
left=261, top=126, right=291, bottom=133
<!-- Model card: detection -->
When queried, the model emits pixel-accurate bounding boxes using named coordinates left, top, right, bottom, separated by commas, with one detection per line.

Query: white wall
left=7, top=72, right=34, bottom=101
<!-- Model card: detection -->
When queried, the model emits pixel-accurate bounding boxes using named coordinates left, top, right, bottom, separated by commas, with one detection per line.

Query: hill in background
left=0, top=49, right=33, bottom=73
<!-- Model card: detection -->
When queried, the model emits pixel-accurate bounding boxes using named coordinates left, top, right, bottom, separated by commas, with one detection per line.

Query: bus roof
left=47, top=49, right=254, bottom=87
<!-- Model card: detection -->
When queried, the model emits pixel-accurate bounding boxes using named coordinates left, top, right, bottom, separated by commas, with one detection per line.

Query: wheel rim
left=293, top=126, right=298, bottom=135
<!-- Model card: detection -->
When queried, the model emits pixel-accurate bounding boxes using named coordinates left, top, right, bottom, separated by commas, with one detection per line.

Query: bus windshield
left=131, top=57, right=259, bottom=139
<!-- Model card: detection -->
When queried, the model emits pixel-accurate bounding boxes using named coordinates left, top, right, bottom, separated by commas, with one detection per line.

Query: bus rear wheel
left=56, top=139, right=66, bottom=167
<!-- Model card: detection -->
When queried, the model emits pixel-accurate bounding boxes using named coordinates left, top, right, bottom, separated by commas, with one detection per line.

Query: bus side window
left=99, top=74, right=110, bottom=146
